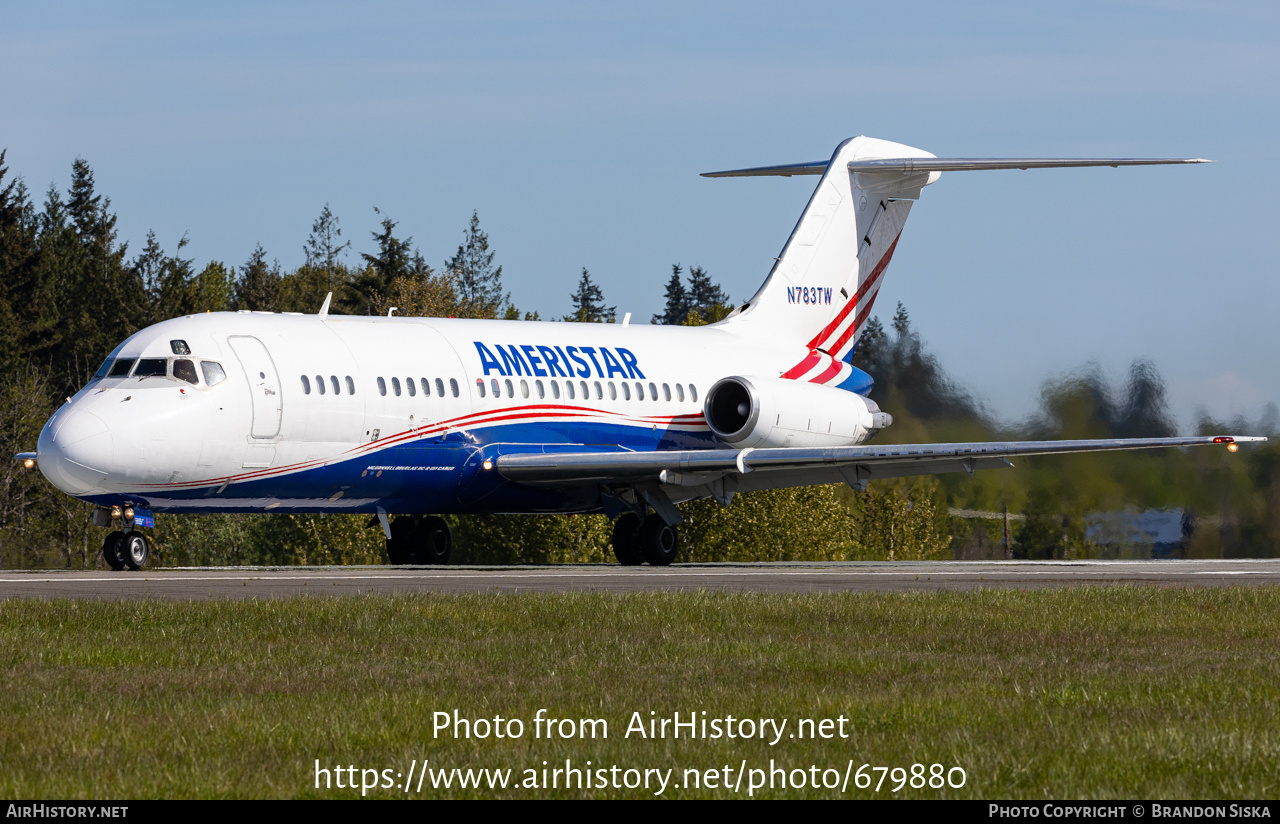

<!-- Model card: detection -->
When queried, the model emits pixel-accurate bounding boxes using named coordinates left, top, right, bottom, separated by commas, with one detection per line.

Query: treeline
left=0, top=153, right=1276, bottom=567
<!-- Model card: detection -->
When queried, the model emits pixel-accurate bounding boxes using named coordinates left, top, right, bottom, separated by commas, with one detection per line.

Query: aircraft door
left=228, top=336, right=283, bottom=439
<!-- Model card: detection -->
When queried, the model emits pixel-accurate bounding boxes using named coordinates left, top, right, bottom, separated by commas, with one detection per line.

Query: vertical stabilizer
left=714, top=136, right=938, bottom=383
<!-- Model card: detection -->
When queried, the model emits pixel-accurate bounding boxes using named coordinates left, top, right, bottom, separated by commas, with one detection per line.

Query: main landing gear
left=386, top=515, right=452, bottom=565
left=102, top=530, right=150, bottom=571
left=611, top=512, right=679, bottom=567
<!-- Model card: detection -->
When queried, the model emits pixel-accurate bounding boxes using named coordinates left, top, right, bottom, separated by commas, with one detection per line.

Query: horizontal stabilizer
left=847, top=157, right=1212, bottom=172
left=700, top=161, right=828, bottom=178
left=702, top=157, right=1210, bottom=178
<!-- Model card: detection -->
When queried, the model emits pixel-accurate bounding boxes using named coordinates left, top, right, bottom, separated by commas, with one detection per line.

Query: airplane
left=17, top=136, right=1265, bottom=571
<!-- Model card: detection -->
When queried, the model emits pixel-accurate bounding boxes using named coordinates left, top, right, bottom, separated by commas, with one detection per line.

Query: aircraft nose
left=37, top=409, right=114, bottom=495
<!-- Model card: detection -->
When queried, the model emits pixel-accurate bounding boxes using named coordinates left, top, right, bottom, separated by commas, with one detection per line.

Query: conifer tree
left=446, top=211, right=507, bottom=319
left=653, top=264, right=688, bottom=325
left=566, top=267, right=614, bottom=323
left=233, top=244, right=281, bottom=312
left=303, top=204, right=351, bottom=294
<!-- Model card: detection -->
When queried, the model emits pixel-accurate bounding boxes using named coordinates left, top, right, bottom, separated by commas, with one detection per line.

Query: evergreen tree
left=566, top=267, right=614, bottom=323
left=652, top=264, right=688, bottom=325
left=353, top=209, right=415, bottom=314
left=233, top=244, right=281, bottom=311
left=0, top=152, right=44, bottom=376
left=686, top=264, right=728, bottom=314
left=446, top=211, right=507, bottom=319
left=303, top=203, right=351, bottom=294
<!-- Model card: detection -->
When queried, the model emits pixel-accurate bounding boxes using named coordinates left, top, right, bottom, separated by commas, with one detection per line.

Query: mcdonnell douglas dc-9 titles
left=19, top=137, right=1263, bottom=570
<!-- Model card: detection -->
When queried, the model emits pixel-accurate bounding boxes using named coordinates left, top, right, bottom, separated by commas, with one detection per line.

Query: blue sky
left=3, top=1, right=1277, bottom=428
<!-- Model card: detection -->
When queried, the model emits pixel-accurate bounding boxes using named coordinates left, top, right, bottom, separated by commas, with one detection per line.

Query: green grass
left=1, top=587, right=1279, bottom=799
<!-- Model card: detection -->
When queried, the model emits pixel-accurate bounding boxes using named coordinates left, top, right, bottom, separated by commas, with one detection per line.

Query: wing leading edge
left=496, top=436, right=1265, bottom=499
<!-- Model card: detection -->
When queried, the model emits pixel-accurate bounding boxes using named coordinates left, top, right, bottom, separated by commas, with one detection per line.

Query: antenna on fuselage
left=318, top=292, right=332, bottom=319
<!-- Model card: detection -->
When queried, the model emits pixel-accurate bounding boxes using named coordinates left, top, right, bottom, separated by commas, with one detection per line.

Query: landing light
left=110, top=505, right=121, bottom=520
left=22, top=458, right=33, bottom=470
left=1228, top=443, right=1239, bottom=453
left=124, top=507, right=134, bottom=521
left=482, top=460, right=494, bottom=471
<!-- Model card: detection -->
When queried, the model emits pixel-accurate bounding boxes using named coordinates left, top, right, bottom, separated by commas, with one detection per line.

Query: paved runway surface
left=2, top=560, right=1280, bottom=600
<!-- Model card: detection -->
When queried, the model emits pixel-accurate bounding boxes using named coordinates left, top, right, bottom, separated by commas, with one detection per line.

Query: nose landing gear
left=101, top=529, right=150, bottom=571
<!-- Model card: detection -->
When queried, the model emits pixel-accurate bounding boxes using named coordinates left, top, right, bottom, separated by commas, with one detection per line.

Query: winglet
left=318, top=292, right=332, bottom=318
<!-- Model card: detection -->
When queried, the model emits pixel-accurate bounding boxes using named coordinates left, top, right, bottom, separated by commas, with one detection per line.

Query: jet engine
left=703, top=375, right=893, bottom=449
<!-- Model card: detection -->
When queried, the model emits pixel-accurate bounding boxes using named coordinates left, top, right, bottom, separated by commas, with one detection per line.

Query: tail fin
left=709, top=136, right=1208, bottom=383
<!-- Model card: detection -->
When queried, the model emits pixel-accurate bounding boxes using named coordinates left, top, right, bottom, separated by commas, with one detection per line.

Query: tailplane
left=709, top=136, right=1208, bottom=384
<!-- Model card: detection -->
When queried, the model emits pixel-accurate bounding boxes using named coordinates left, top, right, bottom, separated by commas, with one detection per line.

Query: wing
left=495, top=435, right=1264, bottom=516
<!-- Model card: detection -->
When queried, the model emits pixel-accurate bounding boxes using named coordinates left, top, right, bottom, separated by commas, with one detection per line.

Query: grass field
left=1, top=587, right=1278, bottom=799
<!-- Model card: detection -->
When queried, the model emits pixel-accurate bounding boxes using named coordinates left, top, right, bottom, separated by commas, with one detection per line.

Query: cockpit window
left=94, top=358, right=113, bottom=379
left=173, top=359, right=199, bottom=385
left=108, top=358, right=136, bottom=377
left=134, top=358, right=168, bottom=378
left=201, top=361, right=227, bottom=386
left=170, top=340, right=191, bottom=355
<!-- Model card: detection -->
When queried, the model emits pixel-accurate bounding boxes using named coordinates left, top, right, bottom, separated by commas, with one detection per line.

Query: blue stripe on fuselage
left=78, top=419, right=719, bottom=516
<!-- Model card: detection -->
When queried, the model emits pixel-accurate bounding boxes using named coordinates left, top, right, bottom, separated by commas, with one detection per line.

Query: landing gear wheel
left=413, top=516, right=452, bottom=565
left=611, top=513, right=644, bottom=566
left=638, top=515, right=679, bottom=567
left=387, top=516, right=416, bottom=565
left=102, top=531, right=126, bottom=571
left=121, top=532, right=149, bottom=570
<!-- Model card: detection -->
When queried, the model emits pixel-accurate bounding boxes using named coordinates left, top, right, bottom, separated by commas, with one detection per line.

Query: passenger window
left=635, top=382, right=643, bottom=400
left=608, top=382, right=617, bottom=400
left=392, top=377, right=402, bottom=396
left=331, top=376, right=340, bottom=395
left=593, top=381, right=602, bottom=400
left=649, top=382, right=658, bottom=401
left=421, top=378, right=430, bottom=396
left=566, top=381, right=575, bottom=400
left=170, top=340, right=190, bottom=355
left=551, top=381, right=560, bottom=400
left=377, top=377, right=387, bottom=396
left=690, top=384, right=698, bottom=402
left=301, top=375, right=312, bottom=395
left=435, top=378, right=445, bottom=396
left=449, top=378, right=459, bottom=397
left=202, top=361, right=227, bottom=386
left=622, top=383, right=631, bottom=401
left=536, top=380, right=546, bottom=399
left=109, top=358, right=135, bottom=377
left=520, top=379, right=529, bottom=399
left=345, top=376, right=355, bottom=395
left=406, top=377, right=416, bottom=397
left=173, top=359, right=198, bottom=385
left=491, top=378, right=500, bottom=397
left=134, top=358, right=168, bottom=377
left=676, top=383, right=685, bottom=402
left=316, top=375, right=326, bottom=395
left=504, top=379, right=514, bottom=398
left=476, top=378, right=486, bottom=398
left=663, top=383, right=671, bottom=402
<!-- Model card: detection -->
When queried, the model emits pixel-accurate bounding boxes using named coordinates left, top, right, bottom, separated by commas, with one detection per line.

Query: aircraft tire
left=415, top=516, right=452, bottom=565
left=121, top=532, right=149, bottom=570
left=611, top=513, right=644, bottom=566
left=102, top=531, right=126, bottom=571
left=638, top=515, right=678, bottom=566
left=388, top=517, right=416, bottom=565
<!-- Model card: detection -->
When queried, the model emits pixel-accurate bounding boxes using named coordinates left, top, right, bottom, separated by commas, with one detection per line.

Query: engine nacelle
left=703, top=375, right=893, bottom=449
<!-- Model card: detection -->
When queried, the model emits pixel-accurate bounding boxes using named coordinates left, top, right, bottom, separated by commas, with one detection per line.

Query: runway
left=2, top=559, right=1280, bottom=600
